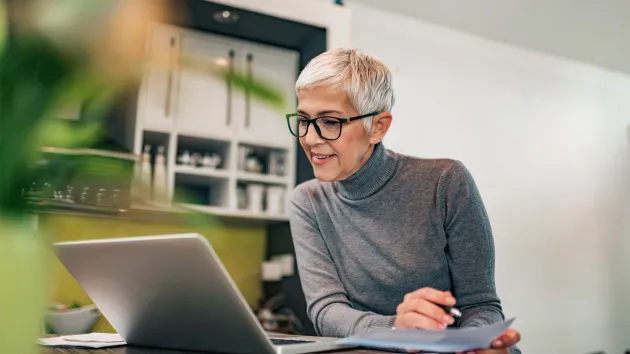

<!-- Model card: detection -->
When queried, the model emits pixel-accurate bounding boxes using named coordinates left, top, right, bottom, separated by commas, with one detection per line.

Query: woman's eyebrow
left=297, top=110, right=343, bottom=117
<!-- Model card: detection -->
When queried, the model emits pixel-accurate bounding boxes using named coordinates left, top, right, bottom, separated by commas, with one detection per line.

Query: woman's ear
left=370, top=112, right=393, bottom=143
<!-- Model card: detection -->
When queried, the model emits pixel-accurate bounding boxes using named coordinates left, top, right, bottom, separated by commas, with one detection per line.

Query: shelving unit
left=173, top=172, right=229, bottom=207
left=132, top=22, right=298, bottom=221
left=174, top=165, right=230, bottom=179
left=236, top=171, right=288, bottom=185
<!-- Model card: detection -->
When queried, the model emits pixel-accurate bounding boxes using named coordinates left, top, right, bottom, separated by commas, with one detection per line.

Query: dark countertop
left=42, top=347, right=388, bottom=354
left=40, top=333, right=391, bottom=354
left=33, top=200, right=287, bottom=226
left=35, top=201, right=195, bottom=224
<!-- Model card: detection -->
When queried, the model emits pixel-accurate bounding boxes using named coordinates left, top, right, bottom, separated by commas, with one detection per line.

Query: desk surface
left=41, top=333, right=389, bottom=354
left=43, top=348, right=385, bottom=354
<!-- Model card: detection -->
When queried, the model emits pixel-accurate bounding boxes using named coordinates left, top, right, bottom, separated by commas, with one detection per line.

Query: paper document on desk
left=37, top=332, right=126, bottom=348
left=341, top=318, right=514, bottom=353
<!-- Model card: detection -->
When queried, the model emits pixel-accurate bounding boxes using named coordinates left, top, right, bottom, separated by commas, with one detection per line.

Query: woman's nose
left=304, top=123, right=323, bottom=145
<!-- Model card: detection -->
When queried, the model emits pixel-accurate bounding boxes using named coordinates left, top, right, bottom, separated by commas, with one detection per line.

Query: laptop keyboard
left=271, top=338, right=315, bottom=346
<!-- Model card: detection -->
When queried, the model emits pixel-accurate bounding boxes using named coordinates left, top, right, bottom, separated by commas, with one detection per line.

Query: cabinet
left=133, top=23, right=299, bottom=221
left=140, top=24, right=180, bottom=132
left=176, top=31, right=237, bottom=141
left=236, top=42, right=298, bottom=149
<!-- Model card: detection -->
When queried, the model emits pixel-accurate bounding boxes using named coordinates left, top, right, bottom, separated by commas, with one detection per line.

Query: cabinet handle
left=164, top=36, right=176, bottom=118
left=245, top=53, right=253, bottom=129
left=226, top=49, right=235, bottom=126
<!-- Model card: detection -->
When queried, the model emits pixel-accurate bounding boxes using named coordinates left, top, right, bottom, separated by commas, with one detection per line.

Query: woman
left=287, top=48, right=521, bottom=354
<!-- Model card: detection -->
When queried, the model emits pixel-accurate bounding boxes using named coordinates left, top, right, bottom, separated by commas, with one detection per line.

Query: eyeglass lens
left=288, top=116, right=342, bottom=140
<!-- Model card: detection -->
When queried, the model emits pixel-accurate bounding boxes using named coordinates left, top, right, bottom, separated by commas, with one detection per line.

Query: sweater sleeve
left=289, top=184, right=396, bottom=338
left=440, top=161, right=521, bottom=354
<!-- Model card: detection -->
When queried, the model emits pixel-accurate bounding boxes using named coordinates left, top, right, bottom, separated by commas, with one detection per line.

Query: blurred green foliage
left=0, top=3, right=286, bottom=352
left=0, top=0, right=287, bottom=218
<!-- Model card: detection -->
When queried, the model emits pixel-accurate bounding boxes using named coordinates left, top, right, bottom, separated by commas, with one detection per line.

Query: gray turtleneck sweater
left=289, top=143, right=520, bottom=353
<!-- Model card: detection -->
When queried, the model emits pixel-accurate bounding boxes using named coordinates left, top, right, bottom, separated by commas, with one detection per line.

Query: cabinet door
left=236, top=43, right=298, bottom=148
left=176, top=31, right=237, bottom=140
left=140, top=23, right=180, bottom=131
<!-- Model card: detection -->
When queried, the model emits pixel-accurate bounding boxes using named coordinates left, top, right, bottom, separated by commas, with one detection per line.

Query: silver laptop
left=54, top=233, right=353, bottom=354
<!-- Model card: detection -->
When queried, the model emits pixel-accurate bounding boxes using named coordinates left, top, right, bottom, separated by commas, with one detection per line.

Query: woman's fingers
left=454, top=347, right=509, bottom=353
left=398, top=311, right=447, bottom=330
left=398, top=298, right=454, bottom=325
left=405, top=287, right=456, bottom=307
left=395, top=288, right=459, bottom=330
left=453, top=329, right=520, bottom=354
left=491, top=328, right=520, bottom=348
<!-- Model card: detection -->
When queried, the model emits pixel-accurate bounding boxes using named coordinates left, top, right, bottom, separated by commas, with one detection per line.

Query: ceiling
left=348, top=0, right=630, bottom=76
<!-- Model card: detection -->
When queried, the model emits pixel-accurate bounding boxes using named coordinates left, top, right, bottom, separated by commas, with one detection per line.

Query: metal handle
left=226, top=49, right=235, bottom=126
left=164, top=36, right=176, bottom=118
left=245, top=53, right=253, bottom=129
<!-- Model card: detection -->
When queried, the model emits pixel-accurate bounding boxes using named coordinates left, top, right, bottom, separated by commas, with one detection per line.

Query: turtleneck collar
left=335, top=142, right=398, bottom=200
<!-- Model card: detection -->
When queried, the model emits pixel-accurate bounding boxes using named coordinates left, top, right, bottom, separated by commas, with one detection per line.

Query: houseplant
left=0, top=1, right=286, bottom=352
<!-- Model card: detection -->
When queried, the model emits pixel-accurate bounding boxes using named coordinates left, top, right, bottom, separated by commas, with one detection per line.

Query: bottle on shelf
left=137, top=144, right=153, bottom=202
left=153, top=145, right=168, bottom=204
left=246, top=183, right=265, bottom=214
left=177, top=150, right=190, bottom=165
left=266, top=186, right=286, bottom=215
left=202, top=153, right=212, bottom=168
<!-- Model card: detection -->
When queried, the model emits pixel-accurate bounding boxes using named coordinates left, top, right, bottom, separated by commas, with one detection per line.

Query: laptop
left=54, top=233, right=353, bottom=354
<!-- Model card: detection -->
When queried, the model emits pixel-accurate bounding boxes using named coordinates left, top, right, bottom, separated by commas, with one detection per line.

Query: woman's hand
left=456, top=328, right=521, bottom=354
left=394, top=287, right=457, bottom=330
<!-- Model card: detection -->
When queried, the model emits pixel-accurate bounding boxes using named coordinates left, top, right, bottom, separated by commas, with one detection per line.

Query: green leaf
left=0, top=1, right=6, bottom=52
left=35, top=119, right=102, bottom=149
left=0, top=34, right=98, bottom=214
left=180, top=54, right=287, bottom=110
left=224, top=70, right=286, bottom=110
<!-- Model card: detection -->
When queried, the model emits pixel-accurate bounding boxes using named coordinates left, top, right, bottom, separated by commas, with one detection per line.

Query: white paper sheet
left=341, top=318, right=515, bottom=353
left=37, top=332, right=126, bottom=348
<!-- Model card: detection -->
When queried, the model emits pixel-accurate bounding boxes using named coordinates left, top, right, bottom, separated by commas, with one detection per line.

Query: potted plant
left=0, top=1, right=286, bottom=352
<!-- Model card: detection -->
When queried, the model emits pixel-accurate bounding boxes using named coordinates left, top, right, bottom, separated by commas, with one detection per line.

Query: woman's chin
left=313, top=167, right=339, bottom=182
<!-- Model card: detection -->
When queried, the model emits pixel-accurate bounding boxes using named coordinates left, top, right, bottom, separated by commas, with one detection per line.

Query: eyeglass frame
left=285, top=111, right=379, bottom=141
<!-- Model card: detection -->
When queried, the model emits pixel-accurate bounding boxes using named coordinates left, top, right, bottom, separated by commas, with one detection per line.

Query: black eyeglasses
left=286, top=112, right=379, bottom=141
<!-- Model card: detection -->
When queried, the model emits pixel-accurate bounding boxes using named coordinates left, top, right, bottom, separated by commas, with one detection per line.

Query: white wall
left=211, top=0, right=630, bottom=351
left=348, top=2, right=630, bottom=354
left=350, top=0, right=630, bottom=76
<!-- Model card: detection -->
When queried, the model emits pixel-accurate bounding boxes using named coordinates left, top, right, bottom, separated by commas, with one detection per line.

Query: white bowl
left=46, top=304, right=101, bottom=334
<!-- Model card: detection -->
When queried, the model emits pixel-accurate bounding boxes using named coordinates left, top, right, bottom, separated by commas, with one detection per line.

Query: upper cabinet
left=235, top=43, right=298, bottom=149
left=140, top=24, right=180, bottom=132
left=176, top=31, right=238, bottom=141
left=140, top=23, right=297, bottom=145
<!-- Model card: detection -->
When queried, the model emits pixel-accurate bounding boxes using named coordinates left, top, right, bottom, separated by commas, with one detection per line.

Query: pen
left=443, top=306, right=461, bottom=318
left=391, top=306, right=462, bottom=330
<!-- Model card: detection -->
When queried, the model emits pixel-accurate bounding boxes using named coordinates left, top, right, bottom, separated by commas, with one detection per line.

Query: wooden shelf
left=177, top=203, right=289, bottom=222
left=174, top=165, right=230, bottom=179
left=140, top=124, right=172, bottom=135
left=236, top=171, right=289, bottom=185
left=41, top=147, right=139, bottom=161
left=228, top=209, right=290, bottom=222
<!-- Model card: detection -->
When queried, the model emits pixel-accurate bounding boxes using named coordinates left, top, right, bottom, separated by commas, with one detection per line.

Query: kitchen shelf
left=41, top=147, right=139, bottom=161
left=173, top=173, right=229, bottom=208
left=236, top=172, right=289, bottom=185
left=131, top=22, right=298, bottom=222
left=178, top=203, right=289, bottom=222
left=174, top=165, right=230, bottom=179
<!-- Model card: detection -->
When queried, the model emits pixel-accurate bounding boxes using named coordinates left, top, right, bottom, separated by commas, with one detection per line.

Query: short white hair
left=295, top=48, right=395, bottom=131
